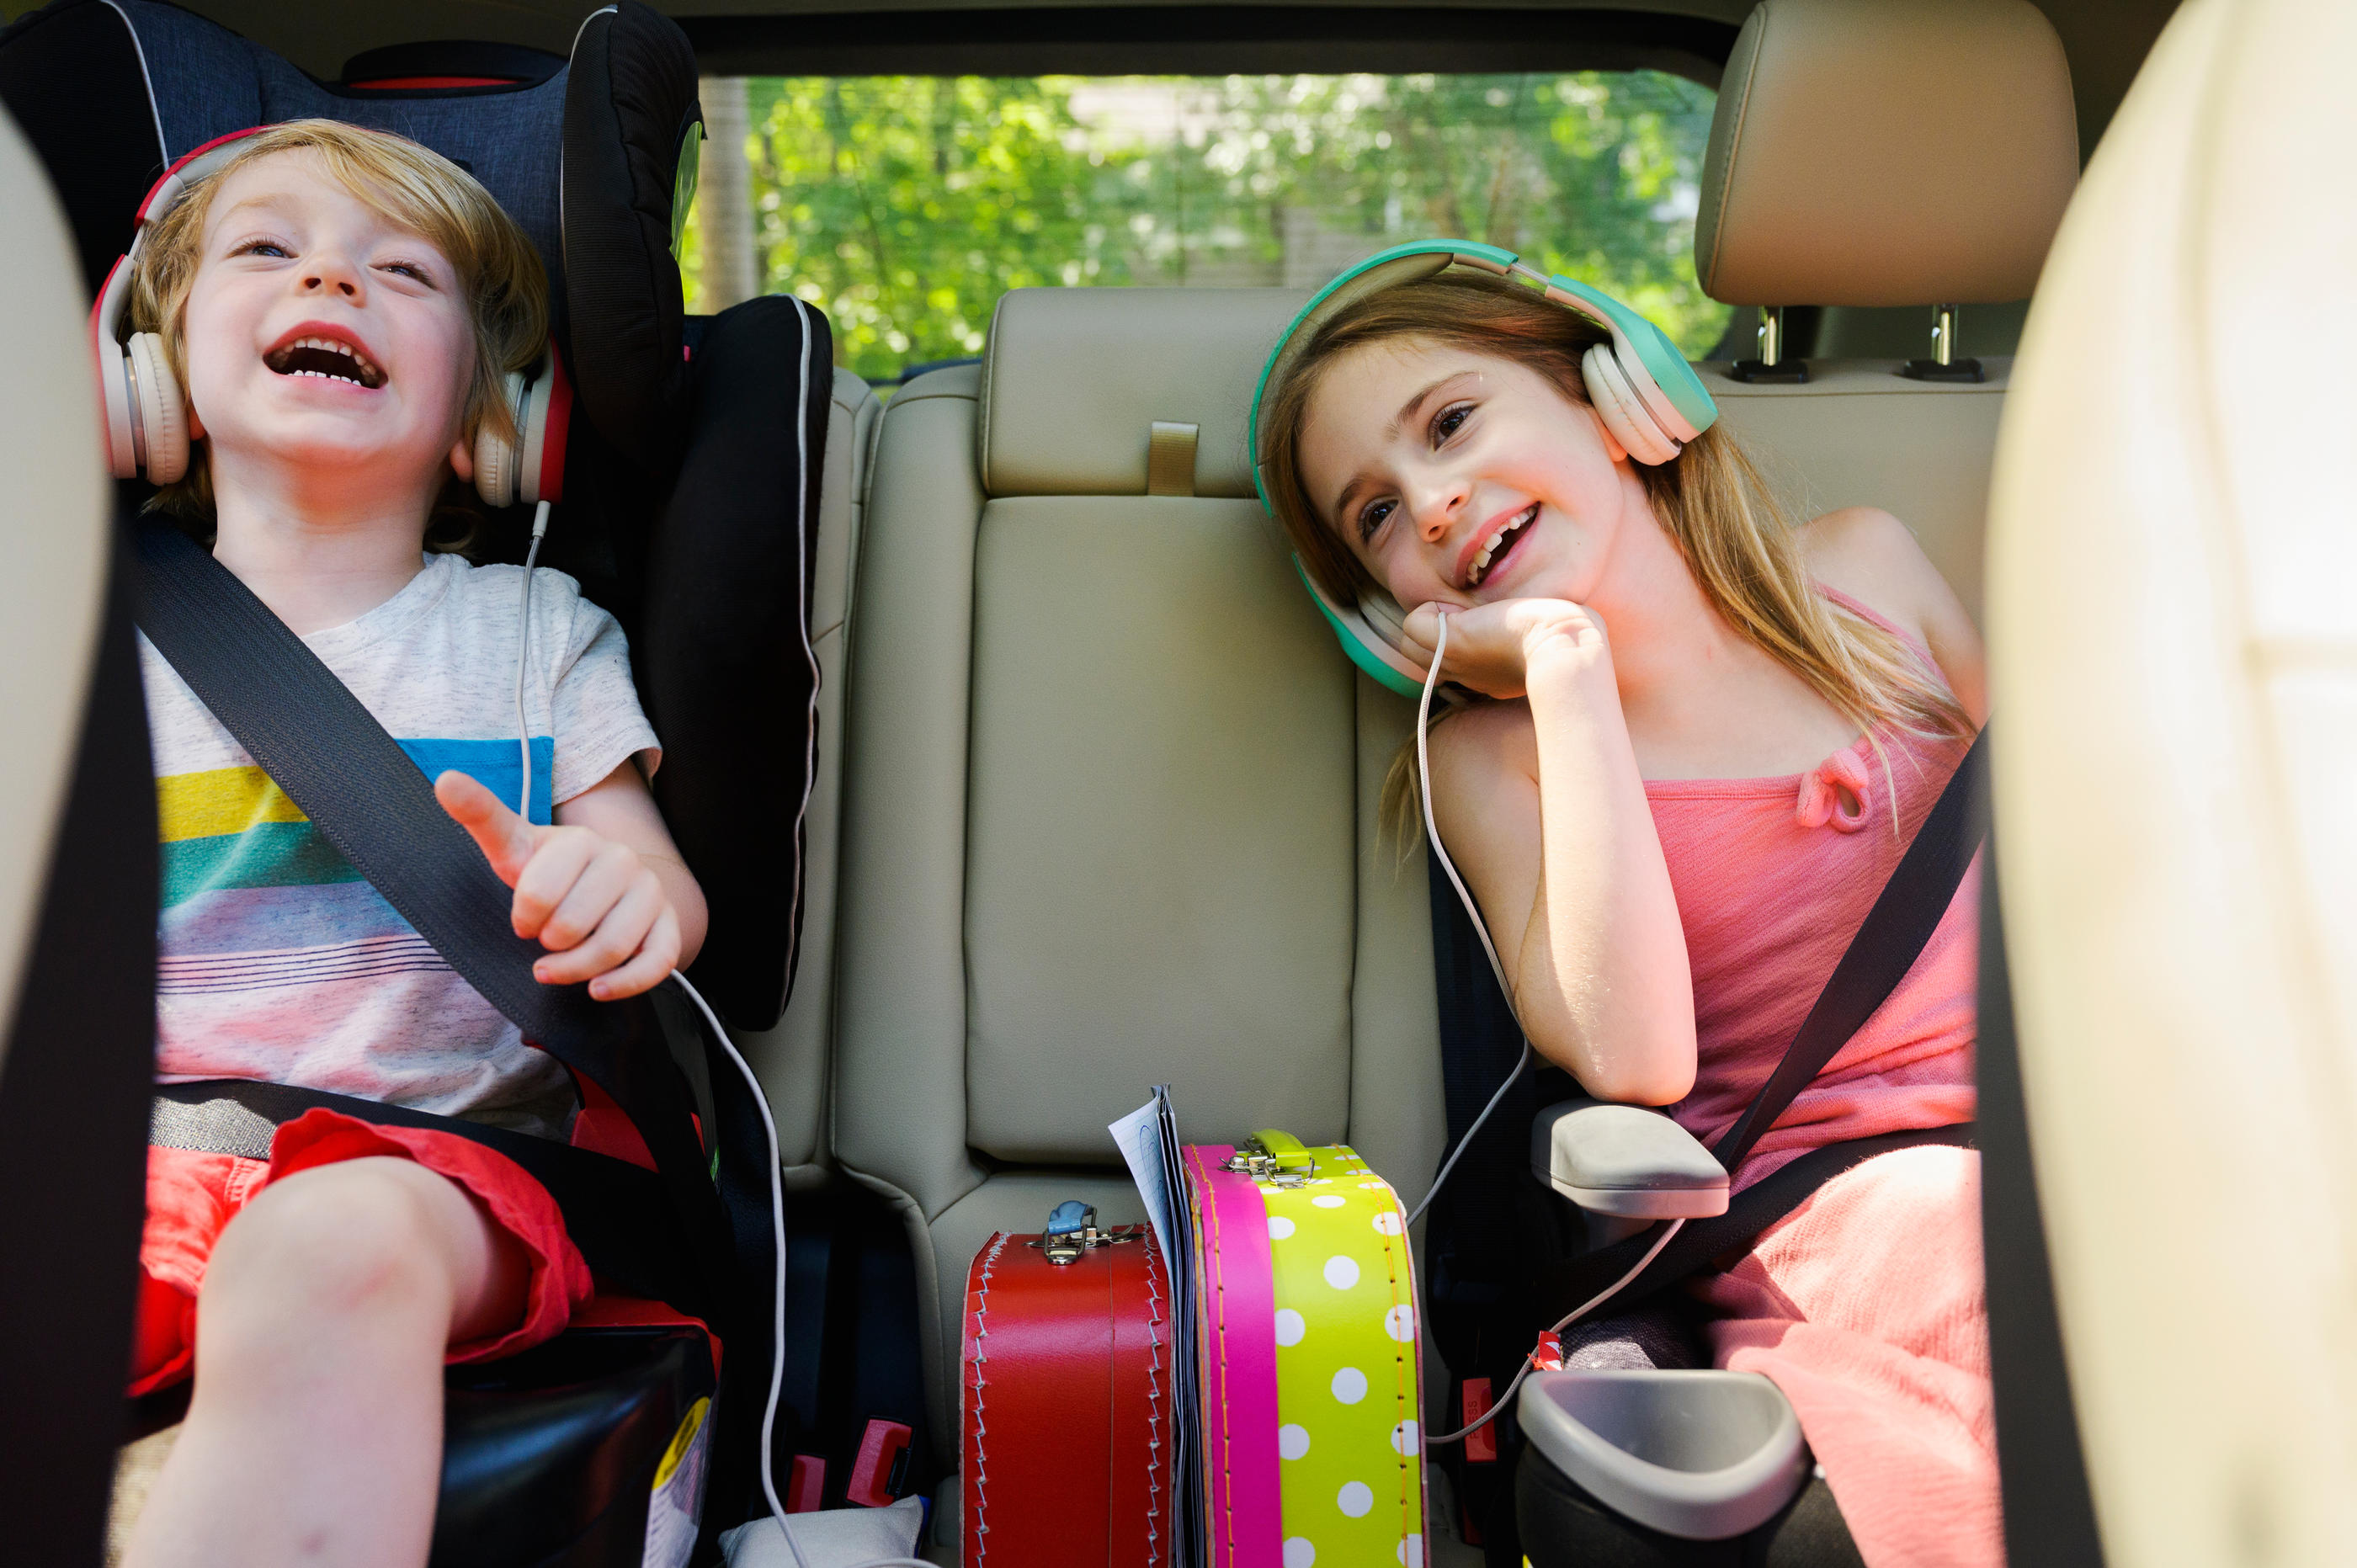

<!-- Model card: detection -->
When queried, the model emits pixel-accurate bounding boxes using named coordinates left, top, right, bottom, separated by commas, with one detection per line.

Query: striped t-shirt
left=144, top=550, right=661, bottom=1140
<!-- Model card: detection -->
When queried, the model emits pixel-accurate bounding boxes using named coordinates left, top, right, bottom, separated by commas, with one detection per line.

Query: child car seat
left=0, top=2, right=833, bottom=1560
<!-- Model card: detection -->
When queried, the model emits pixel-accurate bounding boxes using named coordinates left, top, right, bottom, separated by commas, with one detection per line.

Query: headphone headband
left=1249, top=238, right=1720, bottom=699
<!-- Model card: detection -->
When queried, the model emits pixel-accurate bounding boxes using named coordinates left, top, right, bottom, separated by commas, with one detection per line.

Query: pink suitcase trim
left=1188, top=1144, right=1285, bottom=1568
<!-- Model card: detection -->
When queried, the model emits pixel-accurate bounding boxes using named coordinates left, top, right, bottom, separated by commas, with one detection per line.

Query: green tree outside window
left=679, top=72, right=1733, bottom=382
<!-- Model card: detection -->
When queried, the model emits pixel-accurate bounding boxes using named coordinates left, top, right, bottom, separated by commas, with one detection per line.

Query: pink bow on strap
left=1796, top=747, right=1871, bottom=832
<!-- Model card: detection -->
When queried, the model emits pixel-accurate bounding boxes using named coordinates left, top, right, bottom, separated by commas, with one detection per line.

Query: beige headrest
left=1696, top=0, right=2078, bottom=306
left=979, top=286, right=1307, bottom=499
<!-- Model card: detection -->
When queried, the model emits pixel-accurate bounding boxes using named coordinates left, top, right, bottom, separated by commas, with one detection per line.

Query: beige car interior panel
left=1697, top=0, right=2078, bottom=307
left=0, top=108, right=109, bottom=1069
left=1705, top=361, right=2010, bottom=622
left=1988, top=0, right=2357, bottom=1559
left=742, top=364, right=881, bottom=1178
left=833, top=296, right=1449, bottom=1453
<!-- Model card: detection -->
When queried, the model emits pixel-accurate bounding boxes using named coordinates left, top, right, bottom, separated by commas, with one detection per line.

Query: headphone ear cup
left=1581, top=344, right=1681, bottom=466
left=513, top=362, right=566, bottom=507
left=473, top=369, right=525, bottom=508
left=127, top=332, right=190, bottom=484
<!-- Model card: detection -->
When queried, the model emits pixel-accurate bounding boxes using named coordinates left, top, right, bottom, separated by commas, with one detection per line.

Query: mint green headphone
left=1249, top=239, right=1719, bottom=698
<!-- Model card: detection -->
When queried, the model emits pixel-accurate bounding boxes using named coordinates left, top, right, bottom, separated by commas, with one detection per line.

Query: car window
left=684, top=72, right=1733, bottom=384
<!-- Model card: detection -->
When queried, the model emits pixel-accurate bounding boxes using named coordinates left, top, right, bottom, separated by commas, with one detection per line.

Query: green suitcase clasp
left=1226, top=1129, right=1316, bottom=1186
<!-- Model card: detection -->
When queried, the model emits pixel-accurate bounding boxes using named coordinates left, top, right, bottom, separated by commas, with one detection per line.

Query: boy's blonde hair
left=1257, top=271, right=1972, bottom=842
left=125, top=119, right=549, bottom=527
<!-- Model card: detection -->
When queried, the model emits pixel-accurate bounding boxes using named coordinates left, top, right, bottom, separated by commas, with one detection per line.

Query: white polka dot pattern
left=1249, top=1141, right=1427, bottom=1567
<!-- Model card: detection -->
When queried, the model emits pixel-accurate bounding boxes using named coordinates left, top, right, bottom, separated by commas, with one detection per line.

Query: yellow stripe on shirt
left=157, top=765, right=306, bottom=844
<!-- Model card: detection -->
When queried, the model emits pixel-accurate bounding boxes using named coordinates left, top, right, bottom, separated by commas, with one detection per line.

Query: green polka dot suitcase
left=1184, top=1131, right=1428, bottom=1568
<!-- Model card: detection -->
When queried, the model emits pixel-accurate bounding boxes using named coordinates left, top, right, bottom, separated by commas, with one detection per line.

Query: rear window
left=683, top=72, right=1732, bottom=384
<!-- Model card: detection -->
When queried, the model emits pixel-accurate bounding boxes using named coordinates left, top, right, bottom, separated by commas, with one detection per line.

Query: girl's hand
left=1400, top=598, right=1614, bottom=700
left=434, top=771, right=682, bottom=1000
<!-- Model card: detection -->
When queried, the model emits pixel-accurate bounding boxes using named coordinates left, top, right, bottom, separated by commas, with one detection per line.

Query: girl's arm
left=1414, top=604, right=1697, bottom=1105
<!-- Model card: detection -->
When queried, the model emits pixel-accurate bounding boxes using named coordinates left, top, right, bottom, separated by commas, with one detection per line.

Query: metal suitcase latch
left=1030, top=1201, right=1139, bottom=1265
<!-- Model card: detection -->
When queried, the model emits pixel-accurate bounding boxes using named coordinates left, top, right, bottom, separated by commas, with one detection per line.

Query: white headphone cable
left=1404, top=610, right=1535, bottom=1232
left=513, top=499, right=552, bottom=819
left=668, top=970, right=932, bottom=1568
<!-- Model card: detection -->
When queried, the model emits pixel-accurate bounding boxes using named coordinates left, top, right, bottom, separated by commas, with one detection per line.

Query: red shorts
left=131, top=1108, right=595, bottom=1396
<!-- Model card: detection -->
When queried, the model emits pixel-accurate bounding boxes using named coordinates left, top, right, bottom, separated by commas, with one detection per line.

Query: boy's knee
left=207, top=1157, right=461, bottom=1327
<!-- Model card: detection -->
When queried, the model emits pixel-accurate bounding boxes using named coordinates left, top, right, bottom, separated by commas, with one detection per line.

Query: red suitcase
left=960, top=1203, right=1170, bottom=1568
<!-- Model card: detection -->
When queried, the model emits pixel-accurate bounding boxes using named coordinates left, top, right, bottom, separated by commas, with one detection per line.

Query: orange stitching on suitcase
left=969, top=1230, right=1013, bottom=1565
left=1380, top=1192, right=1416, bottom=1538
left=1187, top=1144, right=1238, bottom=1568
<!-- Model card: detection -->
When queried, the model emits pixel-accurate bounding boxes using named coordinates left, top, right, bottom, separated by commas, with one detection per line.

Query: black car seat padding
left=644, top=296, right=834, bottom=1028
left=562, top=3, right=700, bottom=475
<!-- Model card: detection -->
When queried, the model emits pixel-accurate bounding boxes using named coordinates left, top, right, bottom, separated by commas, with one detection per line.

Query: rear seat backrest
left=832, top=290, right=1447, bottom=1454
left=1693, top=0, right=2078, bottom=622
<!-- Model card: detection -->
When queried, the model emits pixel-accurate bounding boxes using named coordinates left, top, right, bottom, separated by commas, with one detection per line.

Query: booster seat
left=1410, top=1, right=2077, bottom=1561
left=0, top=1, right=835, bottom=1560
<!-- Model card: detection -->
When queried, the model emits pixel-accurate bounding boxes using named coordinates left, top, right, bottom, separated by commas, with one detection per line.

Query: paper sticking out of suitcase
left=958, top=1089, right=1427, bottom=1568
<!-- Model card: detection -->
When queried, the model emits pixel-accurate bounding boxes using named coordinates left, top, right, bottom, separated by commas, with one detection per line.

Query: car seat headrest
left=978, top=286, right=1308, bottom=501
left=1695, top=0, right=2079, bottom=307
left=0, top=0, right=700, bottom=472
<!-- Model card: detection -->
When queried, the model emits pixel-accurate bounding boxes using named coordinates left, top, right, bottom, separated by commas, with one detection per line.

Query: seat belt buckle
left=846, top=1417, right=913, bottom=1507
left=1463, top=1377, right=1498, bottom=1464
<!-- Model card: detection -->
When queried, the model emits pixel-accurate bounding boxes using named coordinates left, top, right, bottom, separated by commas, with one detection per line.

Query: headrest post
left=1901, top=303, right=1986, bottom=384
left=1726, top=304, right=1809, bottom=385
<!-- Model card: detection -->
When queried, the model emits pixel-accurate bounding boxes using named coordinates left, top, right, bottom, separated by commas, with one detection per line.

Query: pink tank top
left=1648, top=592, right=1978, bottom=1188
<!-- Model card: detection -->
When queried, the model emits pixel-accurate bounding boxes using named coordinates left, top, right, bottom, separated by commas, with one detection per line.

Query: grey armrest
left=1518, top=1369, right=1810, bottom=1541
left=1531, top=1098, right=1730, bottom=1219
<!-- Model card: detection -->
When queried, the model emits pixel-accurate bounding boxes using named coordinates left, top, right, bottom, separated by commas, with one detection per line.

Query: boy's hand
left=434, top=771, right=681, bottom=1000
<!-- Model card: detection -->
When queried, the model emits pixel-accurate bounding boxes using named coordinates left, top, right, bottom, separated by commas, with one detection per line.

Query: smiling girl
left=115, top=121, right=705, bottom=1568
left=1257, top=255, right=1998, bottom=1565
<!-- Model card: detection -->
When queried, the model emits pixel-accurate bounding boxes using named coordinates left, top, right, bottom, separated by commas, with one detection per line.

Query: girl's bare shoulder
left=1799, top=508, right=1968, bottom=638
left=1798, top=506, right=1988, bottom=719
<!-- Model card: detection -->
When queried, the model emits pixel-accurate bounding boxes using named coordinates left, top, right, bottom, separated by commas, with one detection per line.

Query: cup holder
left=1515, top=1368, right=1812, bottom=1540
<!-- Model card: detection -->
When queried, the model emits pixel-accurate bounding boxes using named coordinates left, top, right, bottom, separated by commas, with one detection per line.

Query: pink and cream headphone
left=90, top=125, right=569, bottom=506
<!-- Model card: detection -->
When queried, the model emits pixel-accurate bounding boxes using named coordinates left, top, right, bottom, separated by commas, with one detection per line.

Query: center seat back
left=830, top=288, right=1450, bottom=1454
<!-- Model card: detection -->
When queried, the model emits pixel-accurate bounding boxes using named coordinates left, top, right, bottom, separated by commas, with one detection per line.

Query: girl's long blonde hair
left=1256, top=271, right=1971, bottom=842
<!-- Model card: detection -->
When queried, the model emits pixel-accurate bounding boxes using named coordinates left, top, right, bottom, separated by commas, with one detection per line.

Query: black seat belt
left=1525, top=725, right=1989, bottom=1321
left=128, top=518, right=772, bottom=1339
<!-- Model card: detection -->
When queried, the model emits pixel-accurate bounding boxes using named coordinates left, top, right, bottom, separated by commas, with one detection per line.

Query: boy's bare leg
left=122, top=1156, right=532, bottom=1568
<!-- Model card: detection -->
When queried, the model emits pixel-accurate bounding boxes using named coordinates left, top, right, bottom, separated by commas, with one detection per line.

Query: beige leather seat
left=1987, top=0, right=2357, bottom=1557
left=1694, top=0, right=2078, bottom=622
left=738, top=364, right=883, bottom=1180
left=829, top=286, right=1450, bottom=1489
left=0, top=101, right=147, bottom=1555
